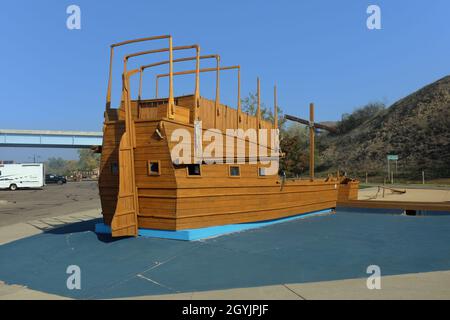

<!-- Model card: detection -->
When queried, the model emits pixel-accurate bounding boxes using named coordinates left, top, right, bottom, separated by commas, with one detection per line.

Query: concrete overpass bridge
left=0, top=129, right=103, bottom=148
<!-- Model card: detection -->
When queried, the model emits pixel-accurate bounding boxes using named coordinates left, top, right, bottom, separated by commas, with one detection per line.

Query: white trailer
left=0, top=163, right=45, bottom=190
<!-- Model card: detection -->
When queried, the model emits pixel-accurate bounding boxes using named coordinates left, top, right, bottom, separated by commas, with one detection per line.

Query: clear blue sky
left=1, top=0, right=449, bottom=161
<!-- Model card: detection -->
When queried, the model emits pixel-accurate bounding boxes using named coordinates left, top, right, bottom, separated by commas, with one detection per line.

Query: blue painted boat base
left=95, top=209, right=333, bottom=241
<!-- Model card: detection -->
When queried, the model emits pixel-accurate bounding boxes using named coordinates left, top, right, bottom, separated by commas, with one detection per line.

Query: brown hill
left=319, top=75, right=450, bottom=179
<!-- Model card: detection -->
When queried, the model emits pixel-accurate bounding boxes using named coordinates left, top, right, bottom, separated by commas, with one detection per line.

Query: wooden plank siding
left=337, top=181, right=359, bottom=202
left=98, top=121, right=124, bottom=225
left=99, top=94, right=355, bottom=233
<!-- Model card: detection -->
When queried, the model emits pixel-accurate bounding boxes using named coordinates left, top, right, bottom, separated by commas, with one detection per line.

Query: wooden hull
left=138, top=181, right=338, bottom=230
left=99, top=121, right=343, bottom=232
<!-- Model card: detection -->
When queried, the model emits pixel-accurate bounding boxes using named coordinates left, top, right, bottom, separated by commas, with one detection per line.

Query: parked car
left=45, top=174, right=67, bottom=185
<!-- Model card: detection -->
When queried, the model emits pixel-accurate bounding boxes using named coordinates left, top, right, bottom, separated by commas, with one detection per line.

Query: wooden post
left=273, top=85, right=278, bottom=129
left=168, top=37, right=175, bottom=119
left=138, top=69, right=143, bottom=100
left=366, top=172, right=368, bottom=184
left=237, top=67, right=241, bottom=128
left=387, top=159, right=390, bottom=183
left=257, top=78, right=261, bottom=144
left=422, top=171, right=425, bottom=185
left=194, top=46, right=200, bottom=121
left=106, top=46, right=114, bottom=110
left=309, top=103, right=315, bottom=181
left=214, top=56, right=221, bottom=127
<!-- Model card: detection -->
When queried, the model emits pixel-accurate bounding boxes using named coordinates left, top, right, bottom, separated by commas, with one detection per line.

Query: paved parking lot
left=0, top=181, right=100, bottom=227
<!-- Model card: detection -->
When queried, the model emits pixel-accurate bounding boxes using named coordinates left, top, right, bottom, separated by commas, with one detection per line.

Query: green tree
left=279, top=124, right=310, bottom=177
left=336, top=101, right=385, bottom=134
left=77, top=149, right=100, bottom=171
left=46, top=157, right=70, bottom=176
left=241, top=92, right=286, bottom=129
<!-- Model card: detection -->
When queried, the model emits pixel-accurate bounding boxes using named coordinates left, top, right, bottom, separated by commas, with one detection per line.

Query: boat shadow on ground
left=41, top=218, right=123, bottom=243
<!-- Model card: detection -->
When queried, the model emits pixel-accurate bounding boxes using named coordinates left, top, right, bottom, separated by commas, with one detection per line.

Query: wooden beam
left=284, top=114, right=336, bottom=133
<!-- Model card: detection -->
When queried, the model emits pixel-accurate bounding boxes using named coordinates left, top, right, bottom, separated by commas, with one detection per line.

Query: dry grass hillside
left=318, top=75, right=450, bottom=180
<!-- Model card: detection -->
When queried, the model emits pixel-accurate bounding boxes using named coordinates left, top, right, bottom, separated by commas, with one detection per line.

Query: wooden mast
left=257, top=77, right=261, bottom=144
left=309, top=103, right=315, bottom=181
left=168, top=36, right=175, bottom=119
left=214, top=56, right=221, bottom=127
left=237, top=67, right=241, bottom=128
left=285, top=107, right=337, bottom=182
left=274, top=85, right=278, bottom=129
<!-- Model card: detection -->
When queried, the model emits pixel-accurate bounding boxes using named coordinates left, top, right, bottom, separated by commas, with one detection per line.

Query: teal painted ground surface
left=1, top=211, right=450, bottom=299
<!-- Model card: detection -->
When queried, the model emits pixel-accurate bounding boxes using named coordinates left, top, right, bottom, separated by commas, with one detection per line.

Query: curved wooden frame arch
left=138, top=54, right=220, bottom=122
left=105, top=35, right=171, bottom=111
left=156, top=65, right=241, bottom=127
left=123, top=44, right=200, bottom=119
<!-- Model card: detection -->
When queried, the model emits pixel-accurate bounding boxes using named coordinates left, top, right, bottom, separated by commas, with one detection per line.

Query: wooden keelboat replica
left=98, top=35, right=359, bottom=237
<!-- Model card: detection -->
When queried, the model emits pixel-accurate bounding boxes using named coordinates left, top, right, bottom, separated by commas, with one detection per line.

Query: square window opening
left=148, top=161, right=161, bottom=176
left=187, top=164, right=202, bottom=176
left=229, top=166, right=240, bottom=177
left=258, top=167, right=267, bottom=177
